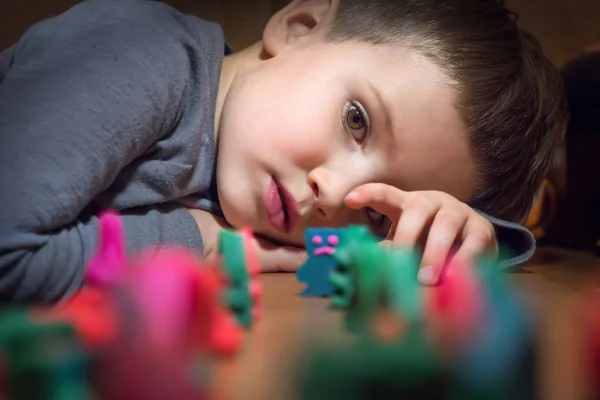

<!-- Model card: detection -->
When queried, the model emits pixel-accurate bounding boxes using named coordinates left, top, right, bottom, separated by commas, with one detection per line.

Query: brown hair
left=325, top=0, right=568, bottom=222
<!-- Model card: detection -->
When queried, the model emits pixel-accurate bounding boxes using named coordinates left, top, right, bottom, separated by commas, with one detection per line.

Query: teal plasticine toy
left=296, top=228, right=346, bottom=297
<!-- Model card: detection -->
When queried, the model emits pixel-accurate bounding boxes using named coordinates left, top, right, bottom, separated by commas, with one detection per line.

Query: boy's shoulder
left=20, top=0, right=224, bottom=52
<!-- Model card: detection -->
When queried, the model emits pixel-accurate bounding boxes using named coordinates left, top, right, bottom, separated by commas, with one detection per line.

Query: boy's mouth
left=266, top=178, right=299, bottom=234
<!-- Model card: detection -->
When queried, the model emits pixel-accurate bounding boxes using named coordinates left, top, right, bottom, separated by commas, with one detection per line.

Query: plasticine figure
left=296, top=228, right=346, bottom=297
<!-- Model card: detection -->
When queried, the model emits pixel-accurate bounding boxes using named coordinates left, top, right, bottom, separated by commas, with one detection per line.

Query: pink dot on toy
left=312, top=235, right=323, bottom=245
left=327, top=235, right=339, bottom=246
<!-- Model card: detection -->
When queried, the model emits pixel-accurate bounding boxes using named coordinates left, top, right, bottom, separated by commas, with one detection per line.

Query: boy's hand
left=345, top=184, right=498, bottom=285
left=187, top=209, right=307, bottom=273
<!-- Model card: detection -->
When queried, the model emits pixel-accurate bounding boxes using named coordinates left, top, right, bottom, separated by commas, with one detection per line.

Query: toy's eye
left=312, top=235, right=323, bottom=245
left=328, top=235, right=339, bottom=246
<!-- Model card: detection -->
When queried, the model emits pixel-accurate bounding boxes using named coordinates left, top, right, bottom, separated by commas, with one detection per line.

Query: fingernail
left=418, top=266, right=438, bottom=286
left=345, top=191, right=359, bottom=201
left=380, top=240, right=393, bottom=248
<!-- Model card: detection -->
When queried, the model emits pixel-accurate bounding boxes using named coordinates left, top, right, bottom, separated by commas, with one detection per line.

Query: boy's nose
left=307, top=169, right=347, bottom=221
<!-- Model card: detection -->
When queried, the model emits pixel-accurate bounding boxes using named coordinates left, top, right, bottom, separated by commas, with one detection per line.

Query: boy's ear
left=263, top=0, right=340, bottom=56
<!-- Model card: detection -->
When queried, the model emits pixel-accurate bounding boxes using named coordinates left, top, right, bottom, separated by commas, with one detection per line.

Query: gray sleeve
left=477, top=210, right=536, bottom=268
left=0, top=1, right=203, bottom=302
left=0, top=45, right=15, bottom=83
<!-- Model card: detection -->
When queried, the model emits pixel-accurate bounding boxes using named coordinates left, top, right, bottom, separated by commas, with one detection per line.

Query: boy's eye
left=343, top=101, right=370, bottom=144
left=365, top=207, right=391, bottom=238
left=347, top=108, right=364, bottom=130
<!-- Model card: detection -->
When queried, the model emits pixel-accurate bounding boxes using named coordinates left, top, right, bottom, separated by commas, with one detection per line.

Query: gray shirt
left=0, top=0, right=535, bottom=303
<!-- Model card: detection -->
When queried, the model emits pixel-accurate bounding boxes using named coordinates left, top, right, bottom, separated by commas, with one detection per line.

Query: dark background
left=1, top=0, right=599, bottom=67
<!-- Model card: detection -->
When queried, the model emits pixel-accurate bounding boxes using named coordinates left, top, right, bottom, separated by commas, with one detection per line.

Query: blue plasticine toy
left=452, top=258, right=538, bottom=398
left=296, top=228, right=346, bottom=297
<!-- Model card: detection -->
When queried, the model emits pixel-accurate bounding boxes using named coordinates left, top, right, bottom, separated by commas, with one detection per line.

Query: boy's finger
left=418, top=210, right=467, bottom=286
left=345, top=183, right=408, bottom=219
left=390, top=200, right=438, bottom=246
left=453, top=223, right=498, bottom=266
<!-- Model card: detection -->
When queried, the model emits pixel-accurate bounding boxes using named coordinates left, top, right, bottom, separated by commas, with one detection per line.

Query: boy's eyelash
left=350, top=101, right=370, bottom=132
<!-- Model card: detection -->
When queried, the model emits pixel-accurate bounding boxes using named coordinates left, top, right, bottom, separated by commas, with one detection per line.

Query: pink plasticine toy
left=127, top=248, right=201, bottom=356
left=129, top=247, right=243, bottom=357
left=81, top=210, right=245, bottom=357
left=86, top=209, right=127, bottom=286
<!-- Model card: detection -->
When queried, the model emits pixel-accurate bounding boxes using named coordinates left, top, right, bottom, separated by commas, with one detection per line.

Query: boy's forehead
left=292, top=42, right=476, bottom=201
left=365, top=68, right=476, bottom=200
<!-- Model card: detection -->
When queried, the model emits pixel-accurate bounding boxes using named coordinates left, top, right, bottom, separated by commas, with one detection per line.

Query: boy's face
left=215, top=40, right=476, bottom=247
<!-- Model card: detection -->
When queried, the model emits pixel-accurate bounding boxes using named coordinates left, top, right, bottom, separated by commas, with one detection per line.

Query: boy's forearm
left=0, top=205, right=203, bottom=303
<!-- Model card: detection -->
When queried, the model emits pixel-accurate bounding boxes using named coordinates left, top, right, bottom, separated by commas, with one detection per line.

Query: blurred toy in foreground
left=0, top=309, right=93, bottom=400
left=64, top=210, right=254, bottom=356
left=298, top=231, right=539, bottom=399
left=218, top=228, right=263, bottom=326
left=332, top=226, right=421, bottom=333
left=329, top=225, right=378, bottom=309
left=0, top=209, right=263, bottom=400
left=296, top=228, right=346, bottom=297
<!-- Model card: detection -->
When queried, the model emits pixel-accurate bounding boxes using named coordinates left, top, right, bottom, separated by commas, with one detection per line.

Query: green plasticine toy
left=330, top=225, right=378, bottom=310
left=0, top=308, right=93, bottom=400
left=343, top=245, right=423, bottom=335
left=297, top=326, right=451, bottom=400
left=329, top=224, right=423, bottom=334
left=342, top=243, right=388, bottom=335
left=381, top=248, right=422, bottom=321
left=218, top=229, right=253, bottom=328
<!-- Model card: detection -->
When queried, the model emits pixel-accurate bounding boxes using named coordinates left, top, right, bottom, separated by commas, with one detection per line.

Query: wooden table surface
left=211, top=247, right=600, bottom=400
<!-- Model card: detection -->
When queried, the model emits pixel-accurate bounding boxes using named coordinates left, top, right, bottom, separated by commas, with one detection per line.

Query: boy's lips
left=265, top=178, right=299, bottom=234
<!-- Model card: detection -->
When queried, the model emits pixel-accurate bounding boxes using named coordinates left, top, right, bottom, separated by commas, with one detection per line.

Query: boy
left=0, top=0, right=567, bottom=302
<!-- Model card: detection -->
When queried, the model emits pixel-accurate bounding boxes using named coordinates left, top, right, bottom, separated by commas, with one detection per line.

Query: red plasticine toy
left=31, top=287, right=120, bottom=349
left=424, top=259, right=486, bottom=351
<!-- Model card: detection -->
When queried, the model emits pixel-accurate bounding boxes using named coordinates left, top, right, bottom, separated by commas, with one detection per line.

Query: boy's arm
left=0, top=2, right=204, bottom=302
left=0, top=45, right=15, bottom=83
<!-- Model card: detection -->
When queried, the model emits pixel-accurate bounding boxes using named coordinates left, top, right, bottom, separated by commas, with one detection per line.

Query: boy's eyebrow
left=367, top=81, right=394, bottom=136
